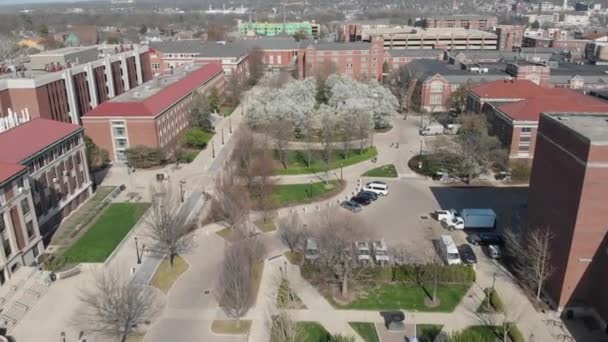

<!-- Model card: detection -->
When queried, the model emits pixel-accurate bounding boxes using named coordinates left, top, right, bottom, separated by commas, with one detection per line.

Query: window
left=25, top=221, right=35, bottom=240
left=151, top=63, right=160, bottom=70
left=518, top=144, right=530, bottom=152
left=521, top=127, right=532, bottom=134
left=1, top=216, right=11, bottom=258
left=21, top=199, right=30, bottom=216
left=519, top=136, right=531, bottom=142
left=430, top=82, right=444, bottom=93
left=115, top=138, right=127, bottom=149
left=430, top=94, right=443, bottom=105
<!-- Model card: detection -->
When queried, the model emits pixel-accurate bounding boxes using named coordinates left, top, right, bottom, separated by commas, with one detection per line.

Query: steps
left=0, top=267, right=52, bottom=331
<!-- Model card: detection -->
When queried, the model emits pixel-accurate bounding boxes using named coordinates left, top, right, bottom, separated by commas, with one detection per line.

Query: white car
left=355, top=242, right=372, bottom=263
left=304, top=238, right=319, bottom=261
left=434, top=209, right=465, bottom=230
left=372, top=240, right=390, bottom=264
left=363, top=181, right=389, bottom=196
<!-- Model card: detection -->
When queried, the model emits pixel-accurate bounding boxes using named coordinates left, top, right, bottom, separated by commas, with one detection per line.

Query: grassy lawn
left=477, top=288, right=504, bottom=313
left=298, top=322, right=330, bottom=341
left=349, top=322, right=379, bottom=342
left=178, top=149, right=201, bottom=164
left=254, top=218, right=277, bottom=232
left=220, top=105, right=237, bottom=117
left=333, top=283, right=471, bottom=312
left=362, top=164, right=398, bottom=178
left=62, top=203, right=149, bottom=263
left=125, top=334, right=144, bottom=342
left=277, top=279, right=306, bottom=309
left=150, top=256, right=189, bottom=294
left=451, top=326, right=503, bottom=341
left=284, top=251, right=303, bottom=265
left=275, top=148, right=377, bottom=175
left=273, top=180, right=344, bottom=206
left=417, top=324, right=443, bottom=342
left=211, top=320, right=252, bottom=335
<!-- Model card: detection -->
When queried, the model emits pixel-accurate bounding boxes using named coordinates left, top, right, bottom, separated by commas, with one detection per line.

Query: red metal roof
left=469, top=79, right=548, bottom=99
left=497, top=89, right=608, bottom=121
left=0, top=162, right=27, bottom=185
left=0, top=118, right=82, bottom=164
left=84, top=63, right=223, bottom=118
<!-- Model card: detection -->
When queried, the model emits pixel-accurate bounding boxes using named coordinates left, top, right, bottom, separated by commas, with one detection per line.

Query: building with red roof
left=467, top=79, right=608, bottom=162
left=82, top=63, right=224, bottom=162
left=0, top=118, right=92, bottom=284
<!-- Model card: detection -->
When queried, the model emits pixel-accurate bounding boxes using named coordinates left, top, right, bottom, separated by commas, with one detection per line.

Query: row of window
left=28, top=135, right=82, bottom=175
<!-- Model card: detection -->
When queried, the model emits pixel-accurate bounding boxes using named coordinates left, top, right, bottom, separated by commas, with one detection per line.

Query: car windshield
left=448, top=253, right=460, bottom=260
left=375, top=250, right=387, bottom=256
left=359, top=250, right=370, bottom=255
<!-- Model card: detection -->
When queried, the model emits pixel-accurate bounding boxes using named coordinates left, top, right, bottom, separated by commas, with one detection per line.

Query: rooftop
left=366, top=27, right=497, bottom=39
left=31, top=46, right=97, bottom=57
left=469, top=79, right=547, bottom=99
left=0, top=162, right=27, bottom=186
left=0, top=118, right=81, bottom=165
left=545, top=113, right=608, bottom=145
left=406, top=59, right=508, bottom=82
left=302, top=40, right=373, bottom=50
left=497, top=89, right=608, bottom=121
left=388, top=49, right=444, bottom=57
left=84, top=63, right=223, bottom=118
left=149, top=40, right=248, bottom=58
left=239, top=37, right=301, bottom=50
left=426, top=14, right=497, bottom=20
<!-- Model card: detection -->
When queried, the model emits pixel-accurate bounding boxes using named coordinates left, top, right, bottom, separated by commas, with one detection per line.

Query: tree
left=316, top=60, right=338, bottom=104
left=277, top=213, right=304, bottom=253
left=352, top=109, right=373, bottom=154
left=145, top=184, right=194, bottom=266
left=76, top=269, right=161, bottom=342
left=207, top=23, right=228, bottom=41
left=212, top=169, right=251, bottom=234
left=317, top=105, right=338, bottom=173
left=270, top=311, right=308, bottom=342
left=313, top=210, right=372, bottom=297
left=531, top=20, right=540, bottom=29
left=125, top=146, right=166, bottom=169
left=139, top=24, right=148, bottom=35
left=232, top=127, right=259, bottom=191
left=208, top=87, right=221, bottom=113
left=216, top=237, right=266, bottom=324
left=252, top=154, right=277, bottom=223
left=225, top=74, right=243, bottom=107
left=38, top=24, right=49, bottom=36
left=424, top=228, right=444, bottom=306
left=336, top=110, right=356, bottom=157
left=84, top=136, right=110, bottom=172
left=382, top=60, right=390, bottom=75
left=293, top=29, right=308, bottom=42
left=184, top=127, right=212, bottom=149
left=447, top=81, right=473, bottom=114
left=474, top=297, right=524, bottom=342
left=190, top=92, right=213, bottom=131
left=0, top=34, right=19, bottom=63
left=268, top=120, right=294, bottom=169
left=248, top=46, right=265, bottom=86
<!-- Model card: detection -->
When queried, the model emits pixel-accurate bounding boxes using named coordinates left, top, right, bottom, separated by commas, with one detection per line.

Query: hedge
left=125, top=145, right=166, bottom=168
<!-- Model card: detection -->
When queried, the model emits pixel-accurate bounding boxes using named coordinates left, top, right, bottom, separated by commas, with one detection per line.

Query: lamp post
left=340, top=163, right=343, bottom=181
left=135, top=237, right=143, bottom=264
left=212, top=141, right=215, bottom=158
left=229, top=118, right=232, bottom=133
left=309, top=180, right=313, bottom=198
left=221, top=128, right=225, bottom=145
left=179, top=180, right=186, bottom=203
left=60, top=332, right=66, bottom=342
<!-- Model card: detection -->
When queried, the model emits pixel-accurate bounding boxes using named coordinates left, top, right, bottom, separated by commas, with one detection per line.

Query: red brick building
left=297, top=40, right=385, bottom=81
left=527, top=113, right=608, bottom=325
left=496, top=25, right=525, bottom=51
left=82, top=63, right=224, bottom=162
left=421, top=15, right=498, bottom=30
left=0, top=46, right=152, bottom=125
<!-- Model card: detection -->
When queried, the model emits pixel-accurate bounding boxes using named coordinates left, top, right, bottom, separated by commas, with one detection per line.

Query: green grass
left=211, top=320, right=252, bottom=335
left=273, top=180, right=344, bottom=206
left=362, top=164, right=398, bottom=178
left=277, top=279, right=306, bottom=309
left=62, top=203, right=149, bottom=263
left=284, top=251, right=303, bottom=264
left=333, top=283, right=471, bottom=312
left=449, top=326, right=503, bottom=341
left=150, top=256, right=189, bottom=294
left=477, top=288, right=504, bottom=313
left=298, top=322, right=330, bottom=341
left=220, top=105, right=237, bottom=117
left=178, top=149, right=200, bottom=163
left=275, top=148, right=377, bottom=175
left=417, top=324, right=443, bottom=342
left=254, top=218, right=277, bottom=232
left=349, top=322, right=379, bottom=342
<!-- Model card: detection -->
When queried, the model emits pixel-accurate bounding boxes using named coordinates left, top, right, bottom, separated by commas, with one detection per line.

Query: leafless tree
left=277, top=213, right=304, bottom=253
left=269, top=311, right=308, bottom=342
left=313, top=210, right=372, bottom=297
left=268, top=120, right=294, bottom=169
left=475, top=297, right=524, bottom=342
left=232, top=127, right=259, bottom=191
left=212, top=169, right=251, bottom=234
left=318, top=106, right=338, bottom=173
left=252, top=154, right=278, bottom=223
left=353, top=110, right=373, bottom=154
left=315, top=60, right=338, bottom=103
left=337, top=114, right=356, bottom=158
left=75, top=269, right=161, bottom=342
left=216, top=237, right=266, bottom=325
left=424, top=227, right=444, bottom=306
left=248, top=47, right=265, bottom=86
left=145, top=184, right=194, bottom=267
left=300, top=114, right=316, bottom=167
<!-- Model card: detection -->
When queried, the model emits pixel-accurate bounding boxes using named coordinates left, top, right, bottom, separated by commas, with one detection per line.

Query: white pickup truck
left=435, top=209, right=497, bottom=231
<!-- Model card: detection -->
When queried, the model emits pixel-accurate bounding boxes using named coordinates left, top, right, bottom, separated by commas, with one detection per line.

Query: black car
left=350, top=196, right=372, bottom=206
left=467, top=233, right=504, bottom=246
left=357, top=191, right=378, bottom=201
left=458, top=244, right=478, bottom=264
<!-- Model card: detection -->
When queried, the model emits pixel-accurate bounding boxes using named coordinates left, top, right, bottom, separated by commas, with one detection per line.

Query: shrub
left=511, top=161, right=531, bottom=182
left=408, top=154, right=461, bottom=177
left=178, top=150, right=199, bottom=163
left=125, top=145, right=166, bottom=168
left=489, top=289, right=504, bottom=312
left=184, top=127, right=213, bottom=149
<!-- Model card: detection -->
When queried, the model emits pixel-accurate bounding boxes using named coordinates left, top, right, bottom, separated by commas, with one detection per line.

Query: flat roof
left=32, top=46, right=97, bottom=57
left=545, top=113, right=608, bottom=145
left=149, top=40, right=248, bottom=58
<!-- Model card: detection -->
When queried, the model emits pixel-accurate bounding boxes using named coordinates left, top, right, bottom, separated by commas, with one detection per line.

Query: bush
left=125, top=145, right=166, bottom=168
left=511, top=161, right=531, bottom=182
left=178, top=150, right=199, bottom=163
left=184, top=127, right=213, bottom=149
left=489, top=289, right=504, bottom=312
left=408, top=154, right=461, bottom=177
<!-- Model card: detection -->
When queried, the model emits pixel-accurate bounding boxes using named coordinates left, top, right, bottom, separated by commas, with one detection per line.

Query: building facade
left=527, top=113, right=608, bottom=326
left=238, top=21, right=320, bottom=37
left=365, top=27, right=498, bottom=50
left=82, top=63, right=224, bottom=162
left=0, top=46, right=152, bottom=125
left=421, top=15, right=498, bottom=30
left=496, top=25, right=525, bottom=51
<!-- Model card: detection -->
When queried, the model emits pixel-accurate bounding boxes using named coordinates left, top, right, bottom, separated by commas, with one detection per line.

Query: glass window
left=521, top=127, right=532, bottom=133
left=430, top=82, right=444, bottom=93
left=21, top=199, right=30, bottom=215
left=26, top=221, right=35, bottom=240
left=519, top=136, right=531, bottom=142
left=518, top=144, right=530, bottom=152
left=430, top=94, right=443, bottom=105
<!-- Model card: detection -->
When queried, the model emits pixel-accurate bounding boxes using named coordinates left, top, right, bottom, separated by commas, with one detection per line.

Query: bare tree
left=300, top=114, right=316, bottom=167
left=269, top=311, right=308, bottom=342
left=212, top=169, right=251, bottom=234
left=353, top=110, right=373, bottom=154
left=318, top=106, right=338, bottom=174
left=252, top=154, right=278, bottom=223
left=232, top=127, right=259, bottom=191
left=475, top=297, right=524, bottom=342
left=277, top=213, right=304, bottom=253
left=315, top=60, right=338, bottom=104
left=248, top=46, right=265, bottom=86
left=423, top=228, right=444, bottom=306
left=76, top=269, right=161, bottom=342
left=145, top=184, right=194, bottom=266
left=267, top=120, right=294, bottom=169
left=313, top=210, right=372, bottom=297
left=216, top=238, right=266, bottom=325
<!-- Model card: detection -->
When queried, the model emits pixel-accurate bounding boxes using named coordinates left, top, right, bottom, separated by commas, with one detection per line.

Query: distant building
left=383, top=49, right=445, bottom=71
left=82, top=63, right=224, bottom=162
left=240, top=37, right=300, bottom=72
left=0, top=45, right=152, bottom=124
left=238, top=21, right=320, bottom=38
left=496, top=25, right=525, bottom=51
left=527, top=112, right=608, bottom=325
left=362, top=27, right=498, bottom=50
left=421, top=15, right=498, bottom=30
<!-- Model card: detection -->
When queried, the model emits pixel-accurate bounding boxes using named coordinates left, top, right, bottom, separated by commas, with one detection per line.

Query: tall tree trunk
left=536, top=280, right=542, bottom=300
left=170, top=253, right=175, bottom=267
left=433, top=275, right=438, bottom=302
left=341, top=274, right=348, bottom=297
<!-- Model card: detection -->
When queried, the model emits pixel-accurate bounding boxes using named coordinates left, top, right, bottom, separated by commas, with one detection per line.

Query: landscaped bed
left=211, top=320, right=252, bottom=335
left=150, top=256, right=189, bottom=294
left=274, top=148, right=377, bottom=175
left=362, top=164, right=398, bottom=178
left=273, top=180, right=345, bottom=206
left=62, top=202, right=149, bottom=263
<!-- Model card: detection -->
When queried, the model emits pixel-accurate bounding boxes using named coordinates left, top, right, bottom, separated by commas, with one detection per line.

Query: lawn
left=417, top=324, right=443, bottom=342
left=284, top=251, right=303, bottom=265
left=362, top=164, right=398, bottom=178
left=150, top=256, right=189, bottom=294
left=62, top=203, right=149, bottom=263
left=215, top=227, right=242, bottom=242
left=254, top=218, right=277, bottom=232
left=220, top=105, right=237, bottom=117
left=333, top=283, right=471, bottom=312
left=273, top=180, right=344, bottom=206
left=349, top=322, right=379, bottom=342
left=298, top=322, right=330, bottom=341
left=450, top=326, right=503, bottom=341
left=277, top=279, right=306, bottom=309
left=477, top=288, right=504, bottom=313
left=274, top=148, right=377, bottom=175
left=211, top=320, right=252, bottom=335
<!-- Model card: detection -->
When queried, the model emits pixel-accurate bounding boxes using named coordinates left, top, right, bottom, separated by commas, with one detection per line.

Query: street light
left=134, top=237, right=144, bottom=264
left=221, top=128, right=225, bottom=145
left=179, top=180, right=186, bottom=203
left=212, top=141, right=215, bottom=158
left=340, top=163, right=343, bottom=181
left=309, top=180, right=313, bottom=199
left=229, top=118, right=232, bottom=133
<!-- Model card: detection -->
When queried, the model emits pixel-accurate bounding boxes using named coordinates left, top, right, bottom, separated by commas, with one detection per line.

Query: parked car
left=458, top=244, right=478, bottom=264
left=304, top=238, right=319, bottom=261
left=467, top=233, right=504, bottom=246
left=351, top=195, right=372, bottom=206
left=419, top=123, right=445, bottom=136
left=363, top=181, right=389, bottom=196
left=356, top=242, right=372, bottom=263
left=372, top=240, right=390, bottom=264
left=438, top=235, right=462, bottom=265
left=485, top=244, right=502, bottom=259
left=357, top=191, right=378, bottom=201
left=434, top=209, right=454, bottom=222
left=341, top=200, right=362, bottom=212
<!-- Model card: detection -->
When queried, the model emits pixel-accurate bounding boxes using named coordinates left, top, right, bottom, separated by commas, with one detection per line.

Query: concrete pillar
left=86, top=63, right=98, bottom=108
left=62, top=69, right=79, bottom=124
left=104, top=59, right=115, bottom=98
left=134, top=50, right=143, bottom=86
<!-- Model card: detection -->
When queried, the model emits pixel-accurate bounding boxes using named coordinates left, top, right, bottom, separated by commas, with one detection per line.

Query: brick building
left=0, top=45, right=152, bottom=125
left=383, top=49, right=445, bottom=72
left=363, top=27, right=498, bottom=50
left=0, top=119, right=92, bottom=237
left=82, top=63, right=224, bottom=162
left=297, top=40, right=385, bottom=81
left=421, top=15, right=498, bottom=30
left=495, top=25, right=525, bottom=51
left=148, top=40, right=249, bottom=81
left=527, top=113, right=608, bottom=325
left=241, top=38, right=300, bottom=73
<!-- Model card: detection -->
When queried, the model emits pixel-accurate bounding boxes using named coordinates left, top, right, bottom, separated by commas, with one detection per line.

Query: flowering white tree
left=246, top=80, right=316, bottom=128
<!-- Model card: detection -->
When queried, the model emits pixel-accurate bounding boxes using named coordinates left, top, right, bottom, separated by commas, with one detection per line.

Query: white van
left=439, top=235, right=461, bottom=265
left=304, top=238, right=319, bottom=261
left=363, top=182, right=389, bottom=196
